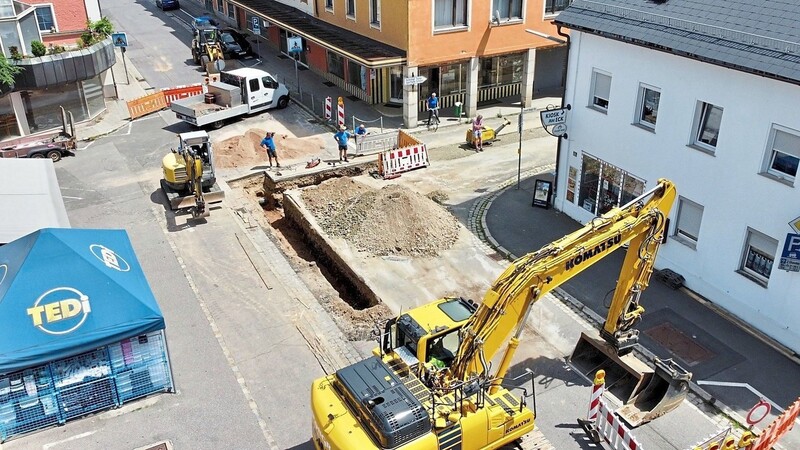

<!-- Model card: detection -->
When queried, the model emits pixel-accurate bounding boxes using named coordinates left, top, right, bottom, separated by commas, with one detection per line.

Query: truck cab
left=221, top=68, right=289, bottom=111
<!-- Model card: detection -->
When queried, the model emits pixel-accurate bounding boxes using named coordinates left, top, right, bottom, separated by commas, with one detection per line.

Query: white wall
left=557, top=31, right=800, bottom=352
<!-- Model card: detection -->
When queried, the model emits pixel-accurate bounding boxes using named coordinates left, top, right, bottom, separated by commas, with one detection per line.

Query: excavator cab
left=571, top=332, right=691, bottom=426
left=161, top=131, right=225, bottom=218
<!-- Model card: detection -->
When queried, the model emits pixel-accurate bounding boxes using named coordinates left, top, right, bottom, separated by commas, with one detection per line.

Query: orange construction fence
left=126, top=84, right=204, bottom=120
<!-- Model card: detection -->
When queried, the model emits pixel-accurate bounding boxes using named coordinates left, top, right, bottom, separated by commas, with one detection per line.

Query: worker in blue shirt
left=334, top=125, right=351, bottom=162
left=260, top=132, right=279, bottom=168
left=356, top=124, right=367, bottom=135
left=426, top=92, right=439, bottom=126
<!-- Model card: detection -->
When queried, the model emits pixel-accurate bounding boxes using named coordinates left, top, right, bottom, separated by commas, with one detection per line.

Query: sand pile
left=215, top=128, right=325, bottom=168
left=301, top=178, right=460, bottom=257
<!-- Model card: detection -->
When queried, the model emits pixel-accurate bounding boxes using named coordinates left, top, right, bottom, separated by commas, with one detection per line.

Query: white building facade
left=555, top=1, right=800, bottom=353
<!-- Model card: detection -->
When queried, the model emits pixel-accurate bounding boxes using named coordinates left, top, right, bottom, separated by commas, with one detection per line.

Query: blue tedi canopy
left=0, top=228, right=165, bottom=375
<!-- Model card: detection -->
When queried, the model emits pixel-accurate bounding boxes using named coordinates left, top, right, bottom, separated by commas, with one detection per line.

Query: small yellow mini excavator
left=310, top=178, right=691, bottom=450
left=161, top=131, right=224, bottom=219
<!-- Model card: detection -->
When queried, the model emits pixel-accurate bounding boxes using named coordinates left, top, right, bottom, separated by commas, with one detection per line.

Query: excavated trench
left=229, top=167, right=393, bottom=340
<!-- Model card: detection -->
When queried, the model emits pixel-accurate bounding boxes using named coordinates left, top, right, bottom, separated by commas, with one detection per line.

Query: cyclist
left=426, top=92, right=439, bottom=126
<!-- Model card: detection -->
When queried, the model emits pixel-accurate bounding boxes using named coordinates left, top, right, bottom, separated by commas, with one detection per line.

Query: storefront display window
left=21, top=82, right=88, bottom=133
left=479, top=54, right=523, bottom=88
left=82, top=75, right=105, bottom=118
left=0, top=95, right=19, bottom=140
left=327, top=51, right=345, bottom=80
left=347, top=60, right=362, bottom=90
left=576, top=154, right=645, bottom=215
left=439, top=62, right=465, bottom=95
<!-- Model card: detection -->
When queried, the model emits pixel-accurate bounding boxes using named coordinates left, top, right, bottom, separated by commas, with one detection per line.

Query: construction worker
left=260, top=132, right=280, bottom=168
left=334, top=125, right=350, bottom=162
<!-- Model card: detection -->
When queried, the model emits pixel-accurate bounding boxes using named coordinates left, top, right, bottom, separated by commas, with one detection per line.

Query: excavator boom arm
left=451, top=179, right=677, bottom=381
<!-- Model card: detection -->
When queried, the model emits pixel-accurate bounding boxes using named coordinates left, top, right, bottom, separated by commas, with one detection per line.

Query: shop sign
left=539, top=108, right=567, bottom=126
left=27, top=287, right=91, bottom=335
left=778, top=233, right=800, bottom=272
left=90, top=244, right=130, bottom=272
left=551, top=123, right=567, bottom=137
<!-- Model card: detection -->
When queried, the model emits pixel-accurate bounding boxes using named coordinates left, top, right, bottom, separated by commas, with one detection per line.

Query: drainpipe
left=554, top=24, right=570, bottom=209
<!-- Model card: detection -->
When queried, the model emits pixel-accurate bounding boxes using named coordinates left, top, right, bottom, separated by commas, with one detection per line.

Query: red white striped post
left=587, top=369, right=606, bottom=421
left=324, top=96, right=332, bottom=121
left=337, top=97, right=345, bottom=128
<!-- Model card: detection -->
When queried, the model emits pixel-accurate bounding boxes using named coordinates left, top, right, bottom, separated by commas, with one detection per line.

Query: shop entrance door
left=390, top=67, right=403, bottom=103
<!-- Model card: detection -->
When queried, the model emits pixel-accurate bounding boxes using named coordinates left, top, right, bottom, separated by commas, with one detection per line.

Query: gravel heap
left=301, top=178, right=460, bottom=257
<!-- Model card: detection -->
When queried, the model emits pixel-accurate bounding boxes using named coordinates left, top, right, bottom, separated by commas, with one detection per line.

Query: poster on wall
left=532, top=179, right=552, bottom=209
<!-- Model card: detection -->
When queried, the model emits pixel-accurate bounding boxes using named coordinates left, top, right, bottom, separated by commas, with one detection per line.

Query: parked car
left=221, top=29, right=252, bottom=58
left=155, top=0, right=180, bottom=10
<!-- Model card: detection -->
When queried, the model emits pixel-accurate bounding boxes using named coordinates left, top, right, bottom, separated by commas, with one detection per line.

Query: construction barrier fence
left=127, top=84, right=205, bottom=120
left=378, top=142, right=429, bottom=178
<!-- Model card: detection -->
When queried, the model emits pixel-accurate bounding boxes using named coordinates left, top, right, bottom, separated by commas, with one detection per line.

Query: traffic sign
left=111, top=32, right=128, bottom=48
left=540, top=107, right=567, bottom=127
left=287, top=36, right=302, bottom=53
left=252, top=17, right=260, bottom=34
left=403, top=76, right=427, bottom=86
left=779, top=233, right=800, bottom=272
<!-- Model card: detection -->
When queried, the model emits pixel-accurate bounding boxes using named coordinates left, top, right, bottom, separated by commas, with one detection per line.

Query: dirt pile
left=215, top=128, right=325, bottom=168
left=301, top=178, right=460, bottom=257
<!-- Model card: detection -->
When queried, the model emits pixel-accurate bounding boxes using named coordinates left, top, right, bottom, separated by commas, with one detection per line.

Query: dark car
left=221, top=29, right=252, bottom=58
left=156, top=0, right=180, bottom=10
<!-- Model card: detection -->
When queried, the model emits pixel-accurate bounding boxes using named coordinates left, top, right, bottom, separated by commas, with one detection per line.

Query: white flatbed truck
left=171, top=67, right=290, bottom=129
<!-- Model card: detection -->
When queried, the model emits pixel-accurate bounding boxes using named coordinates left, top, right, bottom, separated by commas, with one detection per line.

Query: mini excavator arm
left=449, top=179, right=677, bottom=386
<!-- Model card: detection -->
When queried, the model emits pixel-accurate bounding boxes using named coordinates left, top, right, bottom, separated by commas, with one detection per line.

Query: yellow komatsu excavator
left=310, top=178, right=691, bottom=450
left=161, top=131, right=224, bottom=219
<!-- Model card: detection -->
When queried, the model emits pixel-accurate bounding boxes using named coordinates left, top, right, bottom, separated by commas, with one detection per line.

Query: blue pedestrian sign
left=779, top=233, right=800, bottom=272
left=111, top=32, right=128, bottom=47
left=287, top=36, right=302, bottom=54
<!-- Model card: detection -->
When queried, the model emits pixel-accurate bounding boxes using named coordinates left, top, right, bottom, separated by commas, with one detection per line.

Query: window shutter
left=678, top=201, right=703, bottom=238
left=773, top=129, right=800, bottom=158
left=748, top=230, right=777, bottom=255
left=595, top=73, right=611, bottom=99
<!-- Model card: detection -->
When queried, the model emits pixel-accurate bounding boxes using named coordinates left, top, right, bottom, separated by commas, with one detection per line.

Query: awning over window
left=232, top=0, right=406, bottom=68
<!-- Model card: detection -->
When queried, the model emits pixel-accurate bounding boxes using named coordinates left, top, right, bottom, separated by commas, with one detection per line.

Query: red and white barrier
left=578, top=370, right=642, bottom=450
left=337, top=97, right=345, bottom=127
left=751, top=397, right=800, bottom=450
left=378, top=145, right=429, bottom=178
left=324, top=96, right=332, bottom=120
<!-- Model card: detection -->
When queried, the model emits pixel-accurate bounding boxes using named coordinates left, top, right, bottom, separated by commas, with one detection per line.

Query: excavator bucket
left=569, top=332, right=691, bottom=427
left=170, top=190, right=225, bottom=210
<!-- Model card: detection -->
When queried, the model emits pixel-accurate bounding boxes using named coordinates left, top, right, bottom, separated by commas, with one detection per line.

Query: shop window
left=590, top=70, right=611, bottom=112
left=577, top=154, right=644, bottom=215
left=35, top=5, right=55, bottom=32
left=227, top=2, right=235, bottom=19
left=370, top=0, right=381, bottom=25
left=545, top=0, right=572, bottom=15
left=493, top=0, right=522, bottom=21
left=739, top=228, right=777, bottom=286
left=693, top=102, right=723, bottom=151
left=82, top=75, right=106, bottom=118
left=636, top=85, right=660, bottom=129
left=674, top=197, right=703, bottom=248
left=327, top=51, right=345, bottom=80
left=347, top=60, right=363, bottom=90
left=21, top=83, right=88, bottom=133
left=480, top=54, right=523, bottom=87
left=0, top=95, right=19, bottom=140
left=346, top=0, right=355, bottom=17
left=762, top=125, right=800, bottom=184
left=439, top=62, right=466, bottom=95
left=434, top=0, right=467, bottom=30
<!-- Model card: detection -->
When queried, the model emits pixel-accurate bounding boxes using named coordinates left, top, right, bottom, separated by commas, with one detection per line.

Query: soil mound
left=302, top=178, right=460, bottom=257
left=215, top=128, right=325, bottom=168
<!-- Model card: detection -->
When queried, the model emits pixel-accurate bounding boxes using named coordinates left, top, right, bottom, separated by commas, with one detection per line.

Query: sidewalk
left=482, top=174, right=800, bottom=446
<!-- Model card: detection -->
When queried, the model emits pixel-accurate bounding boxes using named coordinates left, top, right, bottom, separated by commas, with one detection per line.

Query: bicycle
left=426, top=108, right=440, bottom=131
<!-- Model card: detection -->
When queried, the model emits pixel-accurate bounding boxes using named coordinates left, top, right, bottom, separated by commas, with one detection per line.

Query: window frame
left=492, top=0, right=524, bottom=23
left=346, top=0, right=356, bottom=19
left=34, top=4, right=56, bottom=32
left=370, top=0, right=381, bottom=27
left=544, top=0, right=571, bottom=16
left=673, top=197, right=703, bottom=249
left=691, top=101, right=723, bottom=153
left=635, top=84, right=660, bottom=130
left=216, top=0, right=224, bottom=13
left=325, top=0, right=333, bottom=12
left=761, top=124, right=800, bottom=185
left=738, top=227, right=777, bottom=287
left=589, top=69, right=611, bottom=112
left=226, top=1, right=236, bottom=20
left=433, top=0, right=469, bottom=32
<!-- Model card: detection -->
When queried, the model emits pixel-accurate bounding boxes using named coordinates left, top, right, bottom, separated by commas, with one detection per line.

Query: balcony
left=12, top=38, right=116, bottom=90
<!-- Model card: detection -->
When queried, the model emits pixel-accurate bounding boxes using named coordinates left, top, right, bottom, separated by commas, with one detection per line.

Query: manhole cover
left=139, top=442, right=172, bottom=450
left=644, top=322, right=715, bottom=366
